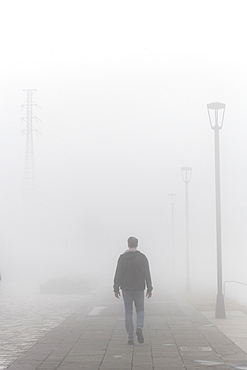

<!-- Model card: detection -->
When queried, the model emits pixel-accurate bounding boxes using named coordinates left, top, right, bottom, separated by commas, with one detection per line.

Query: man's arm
left=144, top=257, right=153, bottom=297
left=113, top=256, right=123, bottom=298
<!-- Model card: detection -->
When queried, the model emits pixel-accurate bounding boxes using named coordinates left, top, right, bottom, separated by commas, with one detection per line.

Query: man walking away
left=113, top=236, right=153, bottom=345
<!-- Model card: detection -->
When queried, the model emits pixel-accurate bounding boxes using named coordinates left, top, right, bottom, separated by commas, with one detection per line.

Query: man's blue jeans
left=122, top=290, right=144, bottom=340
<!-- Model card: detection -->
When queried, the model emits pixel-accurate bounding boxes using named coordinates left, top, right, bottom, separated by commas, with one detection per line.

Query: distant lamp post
left=169, top=194, right=176, bottom=279
left=207, top=102, right=226, bottom=319
left=181, top=167, right=192, bottom=295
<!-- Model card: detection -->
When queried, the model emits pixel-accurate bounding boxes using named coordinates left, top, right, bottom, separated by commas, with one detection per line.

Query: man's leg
left=133, top=290, right=145, bottom=343
left=122, top=290, right=134, bottom=341
left=133, top=290, right=145, bottom=329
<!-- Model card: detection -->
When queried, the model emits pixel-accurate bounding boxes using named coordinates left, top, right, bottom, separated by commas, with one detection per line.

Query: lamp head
left=207, top=102, right=226, bottom=130
left=181, top=167, right=192, bottom=183
left=169, top=193, right=176, bottom=205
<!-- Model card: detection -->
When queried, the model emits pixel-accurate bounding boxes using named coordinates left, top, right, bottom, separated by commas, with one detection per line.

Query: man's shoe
left=136, top=328, right=144, bottom=343
left=128, top=339, right=134, bottom=345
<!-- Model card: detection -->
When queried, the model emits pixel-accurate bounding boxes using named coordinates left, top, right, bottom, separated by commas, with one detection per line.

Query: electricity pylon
left=22, top=89, right=39, bottom=214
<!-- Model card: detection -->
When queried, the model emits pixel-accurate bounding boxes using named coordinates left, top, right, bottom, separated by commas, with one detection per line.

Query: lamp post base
left=215, top=293, right=226, bottom=318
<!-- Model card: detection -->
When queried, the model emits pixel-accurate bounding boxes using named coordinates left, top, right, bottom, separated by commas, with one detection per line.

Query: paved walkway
left=0, top=283, right=91, bottom=370
left=5, top=290, right=247, bottom=370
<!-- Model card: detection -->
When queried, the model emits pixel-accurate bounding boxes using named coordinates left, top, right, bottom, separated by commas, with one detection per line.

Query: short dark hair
left=128, top=236, right=138, bottom=248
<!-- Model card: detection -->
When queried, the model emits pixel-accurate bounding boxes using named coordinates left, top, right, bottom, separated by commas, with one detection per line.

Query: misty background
left=0, top=0, right=247, bottom=301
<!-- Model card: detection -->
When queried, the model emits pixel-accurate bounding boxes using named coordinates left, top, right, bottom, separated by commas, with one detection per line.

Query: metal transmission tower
left=22, top=89, right=39, bottom=213
left=181, top=167, right=192, bottom=295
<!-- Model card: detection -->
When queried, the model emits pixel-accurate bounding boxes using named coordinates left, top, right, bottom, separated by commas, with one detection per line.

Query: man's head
left=127, top=236, right=138, bottom=249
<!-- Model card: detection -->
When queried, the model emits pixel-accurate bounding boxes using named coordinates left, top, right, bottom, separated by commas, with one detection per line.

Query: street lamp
left=169, top=193, right=176, bottom=280
left=207, top=102, right=226, bottom=318
left=181, top=167, right=192, bottom=295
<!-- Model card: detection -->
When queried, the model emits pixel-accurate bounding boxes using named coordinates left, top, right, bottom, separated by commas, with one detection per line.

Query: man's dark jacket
left=113, top=250, right=153, bottom=293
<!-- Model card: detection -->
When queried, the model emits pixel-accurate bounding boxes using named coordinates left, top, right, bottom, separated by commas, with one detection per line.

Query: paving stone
left=2, top=287, right=247, bottom=369
left=150, top=367, right=185, bottom=370
left=99, top=364, right=131, bottom=369
left=36, top=363, right=60, bottom=369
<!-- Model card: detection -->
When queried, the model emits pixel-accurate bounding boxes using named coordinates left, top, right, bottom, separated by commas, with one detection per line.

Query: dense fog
left=0, top=1, right=247, bottom=302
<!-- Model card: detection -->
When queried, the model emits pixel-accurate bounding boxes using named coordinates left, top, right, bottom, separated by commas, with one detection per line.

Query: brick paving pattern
left=0, top=284, right=91, bottom=369
left=2, top=287, right=247, bottom=369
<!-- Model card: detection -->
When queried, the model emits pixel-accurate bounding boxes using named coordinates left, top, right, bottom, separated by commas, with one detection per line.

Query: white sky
left=0, top=0, right=247, bottom=294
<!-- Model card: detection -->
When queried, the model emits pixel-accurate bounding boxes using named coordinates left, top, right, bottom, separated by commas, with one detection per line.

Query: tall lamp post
left=181, top=167, right=192, bottom=295
left=169, top=194, right=176, bottom=280
left=207, top=102, right=226, bottom=319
